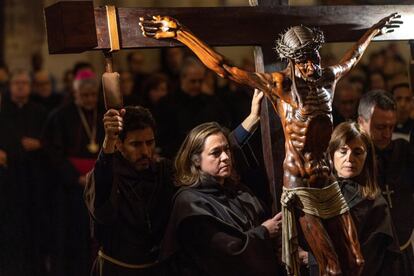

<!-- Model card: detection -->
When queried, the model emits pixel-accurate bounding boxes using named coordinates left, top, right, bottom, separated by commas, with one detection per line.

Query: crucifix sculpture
left=44, top=2, right=414, bottom=275
left=138, top=11, right=402, bottom=276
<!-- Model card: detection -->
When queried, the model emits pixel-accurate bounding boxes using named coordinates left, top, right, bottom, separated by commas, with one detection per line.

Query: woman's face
left=333, top=137, right=367, bottom=179
left=199, top=132, right=232, bottom=184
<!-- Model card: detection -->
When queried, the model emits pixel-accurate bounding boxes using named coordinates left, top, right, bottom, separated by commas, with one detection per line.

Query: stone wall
left=4, top=0, right=45, bottom=70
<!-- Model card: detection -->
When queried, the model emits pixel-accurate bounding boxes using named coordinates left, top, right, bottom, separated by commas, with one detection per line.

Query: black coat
left=376, top=139, right=414, bottom=275
left=84, top=152, right=175, bottom=275
left=161, top=175, right=278, bottom=276
left=339, top=179, right=400, bottom=276
left=0, top=97, right=48, bottom=276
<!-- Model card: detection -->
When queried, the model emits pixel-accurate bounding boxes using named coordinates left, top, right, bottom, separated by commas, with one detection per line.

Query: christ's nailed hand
left=139, top=15, right=180, bottom=39
left=374, top=13, right=403, bottom=35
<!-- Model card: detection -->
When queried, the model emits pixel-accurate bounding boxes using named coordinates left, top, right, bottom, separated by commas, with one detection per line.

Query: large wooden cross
left=44, top=0, right=414, bottom=213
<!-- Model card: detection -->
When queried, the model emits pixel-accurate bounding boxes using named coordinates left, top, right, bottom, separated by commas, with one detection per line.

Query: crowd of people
left=0, top=41, right=413, bottom=276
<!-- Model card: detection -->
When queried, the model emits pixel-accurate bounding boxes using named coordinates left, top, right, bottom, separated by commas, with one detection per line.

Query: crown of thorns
left=275, top=26, right=325, bottom=61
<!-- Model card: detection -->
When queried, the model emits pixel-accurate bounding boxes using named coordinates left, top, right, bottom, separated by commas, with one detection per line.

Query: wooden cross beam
left=44, top=1, right=414, bottom=213
left=45, top=2, right=414, bottom=54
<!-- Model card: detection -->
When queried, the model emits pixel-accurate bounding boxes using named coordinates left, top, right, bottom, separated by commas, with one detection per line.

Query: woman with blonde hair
left=161, top=91, right=282, bottom=276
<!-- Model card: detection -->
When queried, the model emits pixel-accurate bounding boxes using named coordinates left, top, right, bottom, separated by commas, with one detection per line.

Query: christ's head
left=275, top=25, right=324, bottom=82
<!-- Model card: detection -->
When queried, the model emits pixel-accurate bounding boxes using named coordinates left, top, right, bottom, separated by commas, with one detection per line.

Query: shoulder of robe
left=173, top=188, right=214, bottom=210
left=174, top=187, right=202, bottom=204
left=170, top=187, right=218, bottom=222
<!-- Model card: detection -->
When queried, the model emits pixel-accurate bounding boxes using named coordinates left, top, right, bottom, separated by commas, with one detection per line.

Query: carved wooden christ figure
left=140, top=13, right=402, bottom=275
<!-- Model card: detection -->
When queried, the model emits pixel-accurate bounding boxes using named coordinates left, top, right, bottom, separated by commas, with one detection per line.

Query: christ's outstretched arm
left=139, top=15, right=285, bottom=101
left=331, top=13, right=402, bottom=80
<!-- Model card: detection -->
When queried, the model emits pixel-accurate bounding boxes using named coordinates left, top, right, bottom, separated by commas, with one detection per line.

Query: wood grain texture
left=251, top=0, right=287, bottom=216
left=44, top=1, right=97, bottom=54
left=45, top=4, right=414, bottom=53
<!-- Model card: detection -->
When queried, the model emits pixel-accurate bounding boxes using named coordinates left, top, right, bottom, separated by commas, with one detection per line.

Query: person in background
left=141, top=73, right=169, bottom=112
left=119, top=70, right=141, bottom=106
left=160, top=47, right=185, bottom=93
left=358, top=90, right=414, bottom=275
left=0, top=69, right=49, bottom=276
left=60, top=69, right=74, bottom=104
left=0, top=63, right=9, bottom=98
left=156, top=57, right=230, bottom=158
left=390, top=83, right=414, bottom=143
left=332, top=79, right=362, bottom=126
left=367, top=70, right=387, bottom=91
left=43, top=68, right=104, bottom=276
left=348, top=74, right=367, bottom=96
left=31, top=70, right=63, bottom=114
left=127, top=51, right=150, bottom=96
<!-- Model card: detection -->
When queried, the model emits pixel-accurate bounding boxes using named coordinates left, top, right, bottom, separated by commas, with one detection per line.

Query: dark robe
left=84, top=152, right=175, bottom=276
left=42, top=102, right=104, bottom=276
left=31, top=92, right=63, bottom=115
left=376, top=139, right=414, bottom=275
left=158, top=125, right=279, bottom=276
left=161, top=175, right=278, bottom=276
left=155, top=90, right=231, bottom=158
left=309, top=179, right=400, bottom=276
left=339, top=179, right=400, bottom=276
left=0, top=96, right=48, bottom=276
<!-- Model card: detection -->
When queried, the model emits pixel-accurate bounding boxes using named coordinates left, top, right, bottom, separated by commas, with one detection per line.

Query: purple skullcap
left=75, top=69, right=96, bottom=81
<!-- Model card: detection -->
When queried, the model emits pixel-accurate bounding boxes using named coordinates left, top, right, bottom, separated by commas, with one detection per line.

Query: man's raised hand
left=103, top=109, right=125, bottom=140
left=102, top=109, right=125, bottom=153
left=139, top=15, right=180, bottom=39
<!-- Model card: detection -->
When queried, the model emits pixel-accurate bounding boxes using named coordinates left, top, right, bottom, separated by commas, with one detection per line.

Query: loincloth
left=281, top=182, right=349, bottom=276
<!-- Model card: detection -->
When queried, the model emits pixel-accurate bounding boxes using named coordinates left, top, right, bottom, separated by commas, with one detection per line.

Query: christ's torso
left=279, top=74, right=335, bottom=189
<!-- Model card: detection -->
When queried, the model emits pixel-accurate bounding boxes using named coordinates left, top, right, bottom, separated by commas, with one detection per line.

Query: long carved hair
left=174, top=122, right=238, bottom=187
left=328, top=122, right=379, bottom=200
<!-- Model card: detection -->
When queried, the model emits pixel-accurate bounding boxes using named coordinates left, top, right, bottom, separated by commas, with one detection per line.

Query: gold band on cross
left=105, top=5, right=120, bottom=52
